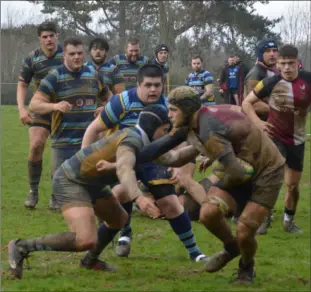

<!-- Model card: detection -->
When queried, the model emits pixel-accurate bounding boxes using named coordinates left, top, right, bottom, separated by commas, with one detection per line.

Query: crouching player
left=7, top=105, right=171, bottom=279
left=136, top=86, right=286, bottom=283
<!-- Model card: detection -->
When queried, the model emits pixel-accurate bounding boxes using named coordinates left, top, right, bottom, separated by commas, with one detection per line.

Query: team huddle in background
left=8, top=21, right=311, bottom=285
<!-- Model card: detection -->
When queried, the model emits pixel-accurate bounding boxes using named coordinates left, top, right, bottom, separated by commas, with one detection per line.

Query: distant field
left=1, top=106, right=310, bottom=291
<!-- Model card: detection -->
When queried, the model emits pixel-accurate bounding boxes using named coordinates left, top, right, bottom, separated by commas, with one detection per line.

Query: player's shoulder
left=298, top=70, right=311, bottom=83
left=246, top=63, right=266, bottom=80
left=24, top=47, right=41, bottom=62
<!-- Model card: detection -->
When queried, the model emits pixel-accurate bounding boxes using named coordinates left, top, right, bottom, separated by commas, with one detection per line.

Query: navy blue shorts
left=135, top=162, right=175, bottom=200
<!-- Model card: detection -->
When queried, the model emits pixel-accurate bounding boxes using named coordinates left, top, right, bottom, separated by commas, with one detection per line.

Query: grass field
left=1, top=105, right=310, bottom=291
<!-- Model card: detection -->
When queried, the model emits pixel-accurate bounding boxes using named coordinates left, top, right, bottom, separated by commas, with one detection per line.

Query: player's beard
left=92, top=57, right=105, bottom=65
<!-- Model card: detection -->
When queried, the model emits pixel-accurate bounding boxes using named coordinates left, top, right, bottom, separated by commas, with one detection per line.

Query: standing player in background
left=219, top=55, right=245, bottom=106
left=29, top=37, right=112, bottom=209
left=108, top=37, right=149, bottom=90
left=243, top=39, right=279, bottom=234
left=185, top=55, right=215, bottom=105
left=17, top=21, right=63, bottom=210
left=243, top=44, right=311, bottom=234
left=86, top=37, right=125, bottom=96
left=151, top=44, right=170, bottom=95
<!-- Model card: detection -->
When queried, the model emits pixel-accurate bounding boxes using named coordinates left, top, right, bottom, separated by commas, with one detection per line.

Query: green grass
left=1, top=105, right=310, bottom=291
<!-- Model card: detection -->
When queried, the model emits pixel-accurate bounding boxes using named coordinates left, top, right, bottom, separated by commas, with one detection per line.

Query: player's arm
left=116, top=145, right=144, bottom=201
left=136, top=127, right=188, bottom=164
left=29, top=73, right=71, bottom=114
left=244, top=72, right=269, bottom=116
left=201, top=74, right=214, bottom=100
left=17, top=57, right=33, bottom=125
left=203, top=134, right=246, bottom=188
left=156, top=145, right=200, bottom=167
left=82, top=93, right=125, bottom=148
left=242, top=77, right=277, bottom=135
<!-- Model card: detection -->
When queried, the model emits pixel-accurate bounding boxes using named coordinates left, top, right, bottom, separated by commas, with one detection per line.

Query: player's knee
left=76, top=234, right=97, bottom=251
left=200, top=201, right=223, bottom=225
left=286, top=183, right=299, bottom=196
left=236, top=221, right=253, bottom=244
left=30, top=138, right=45, bottom=156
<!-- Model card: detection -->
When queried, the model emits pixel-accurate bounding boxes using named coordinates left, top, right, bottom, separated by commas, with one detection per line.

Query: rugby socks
left=284, top=208, right=295, bottom=221
left=28, top=160, right=42, bottom=192
left=119, top=202, right=133, bottom=240
left=83, top=224, right=120, bottom=261
left=16, top=232, right=77, bottom=252
left=168, top=211, right=204, bottom=261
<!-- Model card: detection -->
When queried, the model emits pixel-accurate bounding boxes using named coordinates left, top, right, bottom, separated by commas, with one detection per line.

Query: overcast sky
left=1, top=0, right=309, bottom=34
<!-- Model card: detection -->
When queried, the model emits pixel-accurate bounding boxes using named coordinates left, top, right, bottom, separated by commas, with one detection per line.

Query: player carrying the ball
left=136, top=86, right=286, bottom=284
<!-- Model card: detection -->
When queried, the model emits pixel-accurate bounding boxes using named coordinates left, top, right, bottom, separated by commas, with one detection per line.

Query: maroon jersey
left=253, top=71, right=311, bottom=145
left=189, top=105, right=285, bottom=178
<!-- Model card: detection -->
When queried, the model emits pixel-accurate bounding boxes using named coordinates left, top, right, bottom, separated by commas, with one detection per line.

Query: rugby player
left=86, top=37, right=125, bottom=95
left=151, top=44, right=170, bottom=95
left=136, top=86, right=286, bottom=283
left=7, top=105, right=171, bottom=279
left=17, top=21, right=63, bottom=210
left=240, top=39, right=279, bottom=234
left=242, top=44, right=311, bottom=234
left=81, top=64, right=207, bottom=262
left=108, top=36, right=149, bottom=90
left=29, top=37, right=112, bottom=205
left=185, top=55, right=215, bottom=106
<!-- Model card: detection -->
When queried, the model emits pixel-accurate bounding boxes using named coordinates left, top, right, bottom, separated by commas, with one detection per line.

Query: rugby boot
left=48, top=194, right=61, bottom=210
left=7, top=239, right=29, bottom=280
left=80, top=254, right=117, bottom=271
left=256, top=214, right=272, bottom=235
left=192, top=253, right=209, bottom=263
left=283, top=218, right=303, bottom=234
left=204, top=241, right=240, bottom=272
left=24, top=190, right=38, bottom=209
left=231, top=258, right=256, bottom=284
left=115, top=236, right=131, bottom=257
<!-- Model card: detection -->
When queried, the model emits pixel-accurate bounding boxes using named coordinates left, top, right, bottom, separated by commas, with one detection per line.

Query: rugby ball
left=212, top=158, right=254, bottom=181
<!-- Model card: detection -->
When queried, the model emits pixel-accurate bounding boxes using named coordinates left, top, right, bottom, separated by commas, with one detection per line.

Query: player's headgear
left=155, top=44, right=169, bottom=56
left=256, top=39, right=278, bottom=62
left=168, top=86, right=201, bottom=126
left=138, top=104, right=171, bottom=140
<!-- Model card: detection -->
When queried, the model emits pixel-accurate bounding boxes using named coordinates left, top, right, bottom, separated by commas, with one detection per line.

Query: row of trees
left=1, top=1, right=310, bottom=104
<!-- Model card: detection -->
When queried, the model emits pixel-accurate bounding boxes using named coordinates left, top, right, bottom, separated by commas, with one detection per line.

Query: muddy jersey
left=253, top=71, right=311, bottom=145
left=19, top=45, right=63, bottom=92
left=108, top=54, right=149, bottom=89
left=61, top=127, right=144, bottom=186
left=244, top=62, right=277, bottom=96
left=38, top=64, right=109, bottom=148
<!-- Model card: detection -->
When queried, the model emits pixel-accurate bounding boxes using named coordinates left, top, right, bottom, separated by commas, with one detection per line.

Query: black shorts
left=273, top=138, right=305, bottom=172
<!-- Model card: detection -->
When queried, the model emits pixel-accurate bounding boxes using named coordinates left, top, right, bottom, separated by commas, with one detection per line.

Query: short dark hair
left=37, top=21, right=58, bottom=37
left=192, top=55, right=202, bottom=62
left=137, top=64, right=164, bottom=84
left=127, top=36, right=140, bottom=46
left=89, top=37, right=109, bottom=52
left=279, top=44, right=298, bottom=59
left=63, top=37, right=84, bottom=49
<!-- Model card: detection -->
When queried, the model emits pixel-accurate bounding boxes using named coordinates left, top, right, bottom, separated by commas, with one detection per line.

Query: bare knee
left=76, top=234, right=97, bottom=251
left=112, top=184, right=130, bottom=203
left=157, top=195, right=183, bottom=218
left=236, top=221, right=253, bottom=245
left=29, top=137, right=46, bottom=157
left=200, top=202, right=223, bottom=225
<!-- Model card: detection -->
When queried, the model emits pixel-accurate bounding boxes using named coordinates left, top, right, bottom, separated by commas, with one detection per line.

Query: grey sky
left=0, top=0, right=308, bottom=34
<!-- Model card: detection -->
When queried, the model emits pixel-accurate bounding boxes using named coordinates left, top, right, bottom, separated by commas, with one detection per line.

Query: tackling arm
left=116, top=146, right=144, bottom=201
left=82, top=117, right=108, bottom=148
left=29, top=91, right=55, bottom=114
left=242, top=91, right=265, bottom=125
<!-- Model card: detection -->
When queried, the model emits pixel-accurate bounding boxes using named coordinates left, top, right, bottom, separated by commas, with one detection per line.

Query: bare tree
left=280, top=1, right=311, bottom=70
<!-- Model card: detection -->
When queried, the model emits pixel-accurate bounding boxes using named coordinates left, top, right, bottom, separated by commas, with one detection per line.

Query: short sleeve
left=253, top=75, right=280, bottom=99
left=19, top=56, right=33, bottom=84
left=99, top=93, right=126, bottom=128
left=37, top=71, right=57, bottom=101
